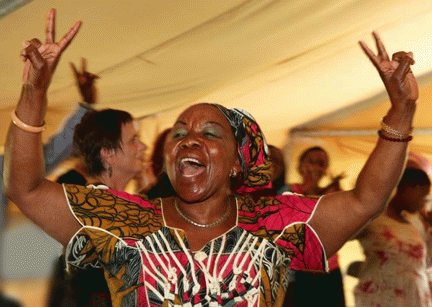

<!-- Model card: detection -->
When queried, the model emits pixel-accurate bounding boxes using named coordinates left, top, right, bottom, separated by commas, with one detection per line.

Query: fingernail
left=23, top=41, right=30, bottom=47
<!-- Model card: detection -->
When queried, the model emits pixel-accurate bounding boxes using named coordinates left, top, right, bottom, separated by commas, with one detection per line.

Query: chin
left=175, top=186, right=209, bottom=202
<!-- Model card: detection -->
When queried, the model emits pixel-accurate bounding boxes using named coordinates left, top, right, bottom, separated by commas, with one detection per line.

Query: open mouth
left=179, top=157, right=206, bottom=177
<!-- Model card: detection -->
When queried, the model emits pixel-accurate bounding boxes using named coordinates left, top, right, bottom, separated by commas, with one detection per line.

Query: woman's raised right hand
left=20, top=8, right=81, bottom=89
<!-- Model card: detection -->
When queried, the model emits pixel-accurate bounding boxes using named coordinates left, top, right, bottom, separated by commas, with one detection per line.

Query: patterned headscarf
left=212, top=104, right=272, bottom=194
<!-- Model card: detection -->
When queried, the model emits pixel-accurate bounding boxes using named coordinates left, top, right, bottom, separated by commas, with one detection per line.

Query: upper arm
left=14, top=179, right=80, bottom=246
left=309, top=190, right=377, bottom=257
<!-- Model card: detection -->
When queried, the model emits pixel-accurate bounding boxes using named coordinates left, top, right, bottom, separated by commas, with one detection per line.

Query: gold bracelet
left=381, top=117, right=412, bottom=139
left=11, top=111, right=46, bottom=133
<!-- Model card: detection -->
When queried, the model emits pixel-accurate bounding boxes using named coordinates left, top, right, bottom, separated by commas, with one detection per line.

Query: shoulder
left=237, top=193, right=320, bottom=229
left=63, top=184, right=163, bottom=230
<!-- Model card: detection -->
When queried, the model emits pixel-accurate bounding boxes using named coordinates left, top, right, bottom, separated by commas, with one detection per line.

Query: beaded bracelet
left=11, top=111, right=46, bottom=133
left=380, top=118, right=412, bottom=139
left=378, top=130, right=412, bottom=142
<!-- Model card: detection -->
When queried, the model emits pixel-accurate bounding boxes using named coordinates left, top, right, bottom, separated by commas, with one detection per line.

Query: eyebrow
left=204, top=121, right=224, bottom=128
left=174, top=120, right=224, bottom=128
left=127, top=133, right=139, bottom=142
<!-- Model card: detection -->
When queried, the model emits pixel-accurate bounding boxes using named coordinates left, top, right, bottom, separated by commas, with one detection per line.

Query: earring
left=108, top=165, right=113, bottom=177
left=230, top=169, right=237, bottom=178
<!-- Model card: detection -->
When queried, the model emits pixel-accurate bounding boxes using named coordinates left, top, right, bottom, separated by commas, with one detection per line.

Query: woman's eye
left=171, top=129, right=187, bottom=139
left=203, top=128, right=220, bottom=138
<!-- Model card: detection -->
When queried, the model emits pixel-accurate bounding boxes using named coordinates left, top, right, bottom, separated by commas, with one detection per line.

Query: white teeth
left=181, top=157, right=202, bottom=165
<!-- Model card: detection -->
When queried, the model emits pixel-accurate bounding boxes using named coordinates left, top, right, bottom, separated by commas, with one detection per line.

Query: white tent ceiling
left=1, top=0, right=432, bottom=150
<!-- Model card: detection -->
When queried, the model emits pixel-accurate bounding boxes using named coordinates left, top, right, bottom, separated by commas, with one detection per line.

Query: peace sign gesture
left=70, top=58, right=99, bottom=104
left=20, top=9, right=81, bottom=89
left=359, top=31, right=418, bottom=108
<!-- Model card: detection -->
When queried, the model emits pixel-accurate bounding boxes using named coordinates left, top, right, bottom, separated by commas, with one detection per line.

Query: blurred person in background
left=47, top=59, right=147, bottom=307
left=284, top=146, right=346, bottom=307
left=143, top=128, right=176, bottom=199
left=354, top=167, right=432, bottom=306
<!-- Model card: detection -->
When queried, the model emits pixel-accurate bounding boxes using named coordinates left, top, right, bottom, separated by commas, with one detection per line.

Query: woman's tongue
left=180, top=160, right=205, bottom=177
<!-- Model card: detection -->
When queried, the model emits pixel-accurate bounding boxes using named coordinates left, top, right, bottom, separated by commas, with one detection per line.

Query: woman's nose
left=180, top=135, right=200, bottom=149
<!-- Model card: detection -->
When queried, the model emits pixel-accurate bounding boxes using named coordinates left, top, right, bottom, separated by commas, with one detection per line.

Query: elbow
left=3, top=172, right=43, bottom=206
left=4, top=176, right=23, bottom=205
left=351, top=189, right=390, bottom=222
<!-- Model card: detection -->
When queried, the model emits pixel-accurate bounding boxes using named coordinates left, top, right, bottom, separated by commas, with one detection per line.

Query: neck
left=88, top=170, right=132, bottom=191
left=300, top=181, right=321, bottom=196
left=176, top=194, right=233, bottom=226
left=386, top=198, right=407, bottom=221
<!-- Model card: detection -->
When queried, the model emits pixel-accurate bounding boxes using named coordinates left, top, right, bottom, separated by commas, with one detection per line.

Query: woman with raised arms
left=4, top=9, right=418, bottom=307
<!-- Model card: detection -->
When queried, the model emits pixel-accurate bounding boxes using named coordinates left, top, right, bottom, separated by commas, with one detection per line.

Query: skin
left=357, top=182, right=431, bottom=239
left=163, top=104, right=240, bottom=250
left=70, top=58, right=99, bottom=104
left=3, top=11, right=418, bottom=257
left=298, top=149, right=329, bottom=195
left=95, top=121, right=147, bottom=191
left=389, top=184, right=431, bottom=218
left=269, top=146, right=285, bottom=183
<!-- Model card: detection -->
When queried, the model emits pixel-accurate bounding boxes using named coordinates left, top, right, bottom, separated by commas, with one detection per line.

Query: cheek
left=299, top=164, right=308, bottom=174
left=208, top=145, right=232, bottom=177
left=163, top=144, right=176, bottom=172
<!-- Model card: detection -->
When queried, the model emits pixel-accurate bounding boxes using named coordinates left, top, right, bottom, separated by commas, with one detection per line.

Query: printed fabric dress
left=354, top=214, right=432, bottom=307
left=63, top=184, right=328, bottom=307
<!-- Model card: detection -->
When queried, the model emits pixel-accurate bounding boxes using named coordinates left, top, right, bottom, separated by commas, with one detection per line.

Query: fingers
left=58, top=21, right=82, bottom=52
left=45, top=8, right=55, bottom=44
left=81, top=57, right=87, bottom=72
left=70, top=62, right=79, bottom=76
left=372, top=31, right=390, bottom=62
left=22, top=60, right=31, bottom=83
left=20, top=39, right=42, bottom=62
left=359, top=40, right=380, bottom=68
left=70, top=58, right=99, bottom=85
left=22, top=44, right=45, bottom=84
left=29, top=38, right=43, bottom=49
left=88, top=72, right=100, bottom=80
left=24, top=44, right=45, bottom=70
left=392, top=53, right=415, bottom=82
left=359, top=31, right=390, bottom=68
left=392, top=51, right=415, bottom=65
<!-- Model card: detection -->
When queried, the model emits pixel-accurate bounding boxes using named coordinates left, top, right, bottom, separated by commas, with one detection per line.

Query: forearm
left=354, top=104, right=415, bottom=216
left=311, top=104, right=415, bottom=257
left=4, top=85, right=47, bottom=201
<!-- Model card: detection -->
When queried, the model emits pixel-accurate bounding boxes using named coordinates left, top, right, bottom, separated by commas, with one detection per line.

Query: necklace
left=174, top=197, right=233, bottom=228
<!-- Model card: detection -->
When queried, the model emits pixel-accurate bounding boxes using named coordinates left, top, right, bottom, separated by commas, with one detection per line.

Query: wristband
left=378, top=130, right=412, bottom=142
left=11, top=111, right=46, bottom=133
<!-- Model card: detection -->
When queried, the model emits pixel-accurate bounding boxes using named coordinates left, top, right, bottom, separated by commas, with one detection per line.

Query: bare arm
left=3, top=9, right=82, bottom=246
left=310, top=32, right=417, bottom=257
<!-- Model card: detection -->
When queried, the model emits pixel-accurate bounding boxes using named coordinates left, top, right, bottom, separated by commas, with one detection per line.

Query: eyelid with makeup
left=170, top=127, right=222, bottom=139
left=202, top=126, right=222, bottom=138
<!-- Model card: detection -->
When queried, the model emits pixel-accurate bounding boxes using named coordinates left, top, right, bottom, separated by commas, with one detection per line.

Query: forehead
left=176, top=104, right=231, bottom=129
left=303, top=150, right=328, bottom=161
left=120, top=121, right=137, bottom=140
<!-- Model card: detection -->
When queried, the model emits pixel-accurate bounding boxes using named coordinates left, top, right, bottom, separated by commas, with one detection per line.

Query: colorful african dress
left=63, top=184, right=327, bottom=307
left=354, top=214, right=432, bottom=307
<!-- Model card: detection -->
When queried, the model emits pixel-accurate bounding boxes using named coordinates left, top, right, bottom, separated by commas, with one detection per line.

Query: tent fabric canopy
left=286, top=71, right=432, bottom=187
left=2, top=0, right=432, bottom=151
